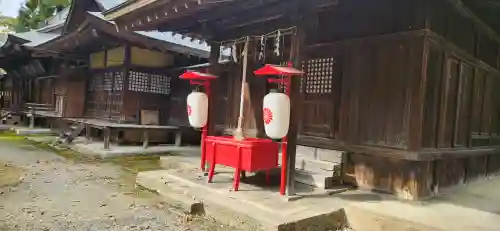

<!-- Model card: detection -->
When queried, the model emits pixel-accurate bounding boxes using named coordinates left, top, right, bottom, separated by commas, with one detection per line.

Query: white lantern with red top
left=187, top=91, right=208, bottom=128
left=263, top=91, right=290, bottom=139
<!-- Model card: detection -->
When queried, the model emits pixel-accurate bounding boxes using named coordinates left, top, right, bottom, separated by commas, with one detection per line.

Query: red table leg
left=233, top=147, right=242, bottom=191
left=207, top=142, right=216, bottom=183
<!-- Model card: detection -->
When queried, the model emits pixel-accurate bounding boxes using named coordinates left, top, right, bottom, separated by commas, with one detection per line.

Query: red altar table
left=205, top=136, right=279, bottom=191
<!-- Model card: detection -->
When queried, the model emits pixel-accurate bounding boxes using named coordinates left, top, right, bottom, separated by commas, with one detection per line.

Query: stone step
left=294, top=169, right=334, bottom=189
left=291, top=145, right=344, bottom=163
left=279, top=153, right=338, bottom=172
left=277, top=153, right=342, bottom=189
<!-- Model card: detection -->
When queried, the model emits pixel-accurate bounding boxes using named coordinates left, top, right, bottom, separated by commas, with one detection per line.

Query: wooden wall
left=422, top=0, right=500, bottom=150
left=300, top=32, right=425, bottom=150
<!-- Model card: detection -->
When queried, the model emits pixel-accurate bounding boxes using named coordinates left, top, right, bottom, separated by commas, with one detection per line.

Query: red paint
left=255, top=62, right=303, bottom=196
left=263, top=107, right=273, bottom=125
left=179, top=70, right=215, bottom=172
left=205, top=136, right=279, bottom=191
left=253, top=64, right=304, bottom=76
left=180, top=70, right=217, bottom=80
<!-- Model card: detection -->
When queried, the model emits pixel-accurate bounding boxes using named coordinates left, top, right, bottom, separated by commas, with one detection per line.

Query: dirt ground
left=0, top=139, right=235, bottom=231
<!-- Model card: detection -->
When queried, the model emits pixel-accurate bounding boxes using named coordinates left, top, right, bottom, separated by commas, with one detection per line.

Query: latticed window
left=302, top=58, right=335, bottom=94
left=150, top=74, right=170, bottom=94
left=129, top=71, right=171, bottom=95
left=103, top=72, right=113, bottom=91
left=129, top=71, right=149, bottom=92
left=114, top=71, right=124, bottom=91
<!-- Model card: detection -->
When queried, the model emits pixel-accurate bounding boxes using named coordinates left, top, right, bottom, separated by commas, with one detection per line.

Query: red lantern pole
left=180, top=70, right=217, bottom=173
left=200, top=79, right=210, bottom=172
left=254, top=62, right=303, bottom=196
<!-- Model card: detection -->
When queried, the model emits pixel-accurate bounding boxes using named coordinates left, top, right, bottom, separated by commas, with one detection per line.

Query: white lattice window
left=149, top=74, right=171, bottom=94
left=103, top=72, right=113, bottom=91
left=114, top=71, right=124, bottom=91
left=129, top=71, right=149, bottom=92
left=303, top=58, right=335, bottom=94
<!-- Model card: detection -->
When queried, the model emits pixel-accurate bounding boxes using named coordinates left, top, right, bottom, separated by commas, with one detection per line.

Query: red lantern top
left=179, top=70, right=217, bottom=80
left=254, top=64, right=304, bottom=77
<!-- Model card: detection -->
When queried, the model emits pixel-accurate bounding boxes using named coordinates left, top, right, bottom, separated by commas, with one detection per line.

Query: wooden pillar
left=85, top=124, right=91, bottom=144
left=103, top=127, right=111, bottom=150
left=408, top=35, right=427, bottom=151
left=142, top=129, right=149, bottom=149
left=175, top=129, right=182, bottom=147
left=208, top=42, right=221, bottom=135
left=28, top=107, right=34, bottom=129
left=122, top=45, right=132, bottom=121
left=286, top=24, right=305, bottom=196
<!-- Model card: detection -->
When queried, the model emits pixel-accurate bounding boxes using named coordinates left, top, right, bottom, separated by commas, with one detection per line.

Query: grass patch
left=105, top=155, right=163, bottom=173
left=0, top=131, right=25, bottom=141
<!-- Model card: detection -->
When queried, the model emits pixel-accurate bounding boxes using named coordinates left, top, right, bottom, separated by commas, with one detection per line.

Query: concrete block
left=279, top=153, right=337, bottom=172
left=294, top=169, right=334, bottom=189
left=317, top=148, right=344, bottom=163
left=295, top=145, right=317, bottom=160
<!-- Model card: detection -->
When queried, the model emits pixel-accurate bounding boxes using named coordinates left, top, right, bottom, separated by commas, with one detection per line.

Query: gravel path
left=0, top=140, right=231, bottom=231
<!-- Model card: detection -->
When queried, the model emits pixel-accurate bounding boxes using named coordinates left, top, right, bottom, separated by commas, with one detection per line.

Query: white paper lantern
left=263, top=92, right=290, bottom=139
left=187, top=92, right=208, bottom=128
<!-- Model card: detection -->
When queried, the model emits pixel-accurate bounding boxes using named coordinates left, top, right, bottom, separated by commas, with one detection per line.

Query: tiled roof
left=45, top=7, right=70, bottom=27
left=2, top=0, right=218, bottom=58
left=89, top=11, right=222, bottom=58
left=13, top=31, right=60, bottom=47
left=97, top=0, right=126, bottom=10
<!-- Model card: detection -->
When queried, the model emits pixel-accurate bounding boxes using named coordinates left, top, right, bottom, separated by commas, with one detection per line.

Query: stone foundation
left=344, top=152, right=500, bottom=200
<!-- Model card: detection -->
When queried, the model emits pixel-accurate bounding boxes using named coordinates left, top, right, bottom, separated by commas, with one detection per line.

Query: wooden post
left=28, top=107, right=35, bottom=129
left=85, top=124, right=91, bottom=144
left=142, top=129, right=149, bottom=149
left=286, top=23, right=305, bottom=196
left=174, top=129, right=182, bottom=147
left=103, top=127, right=111, bottom=150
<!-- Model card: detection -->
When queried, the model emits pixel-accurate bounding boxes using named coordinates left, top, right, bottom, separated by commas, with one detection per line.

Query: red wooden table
left=204, top=136, right=279, bottom=191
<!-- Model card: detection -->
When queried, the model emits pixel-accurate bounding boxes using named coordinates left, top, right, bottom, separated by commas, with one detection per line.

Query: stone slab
left=14, top=128, right=55, bottom=136
left=136, top=169, right=348, bottom=231
left=70, top=141, right=200, bottom=158
left=145, top=151, right=500, bottom=231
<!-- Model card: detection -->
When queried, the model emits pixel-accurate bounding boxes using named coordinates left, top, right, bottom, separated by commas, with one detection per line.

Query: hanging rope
left=233, top=37, right=250, bottom=141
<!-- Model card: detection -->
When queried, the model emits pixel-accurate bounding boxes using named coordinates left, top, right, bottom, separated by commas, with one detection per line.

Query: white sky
left=0, top=0, right=24, bottom=17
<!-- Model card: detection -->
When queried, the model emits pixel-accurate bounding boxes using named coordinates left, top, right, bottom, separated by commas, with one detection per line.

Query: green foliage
left=15, top=0, right=71, bottom=32
left=0, top=16, right=17, bottom=33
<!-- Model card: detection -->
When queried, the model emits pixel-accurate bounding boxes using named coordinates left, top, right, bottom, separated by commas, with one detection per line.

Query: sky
left=0, top=0, right=24, bottom=17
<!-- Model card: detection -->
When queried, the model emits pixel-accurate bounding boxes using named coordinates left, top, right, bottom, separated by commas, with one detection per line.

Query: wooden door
left=299, top=57, right=342, bottom=139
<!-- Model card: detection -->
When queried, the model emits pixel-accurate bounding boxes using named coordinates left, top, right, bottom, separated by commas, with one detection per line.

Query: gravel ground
left=0, top=140, right=233, bottom=231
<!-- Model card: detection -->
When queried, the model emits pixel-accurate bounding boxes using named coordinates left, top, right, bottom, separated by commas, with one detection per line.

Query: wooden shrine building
left=0, top=0, right=212, bottom=146
left=105, top=0, right=500, bottom=199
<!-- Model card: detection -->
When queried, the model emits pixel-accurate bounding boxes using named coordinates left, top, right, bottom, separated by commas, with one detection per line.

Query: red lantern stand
left=254, top=63, right=304, bottom=195
left=179, top=70, right=216, bottom=172
left=180, top=63, right=303, bottom=196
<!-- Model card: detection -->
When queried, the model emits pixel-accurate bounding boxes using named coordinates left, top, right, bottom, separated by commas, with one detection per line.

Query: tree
left=15, top=0, right=71, bottom=32
left=0, top=16, right=17, bottom=33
